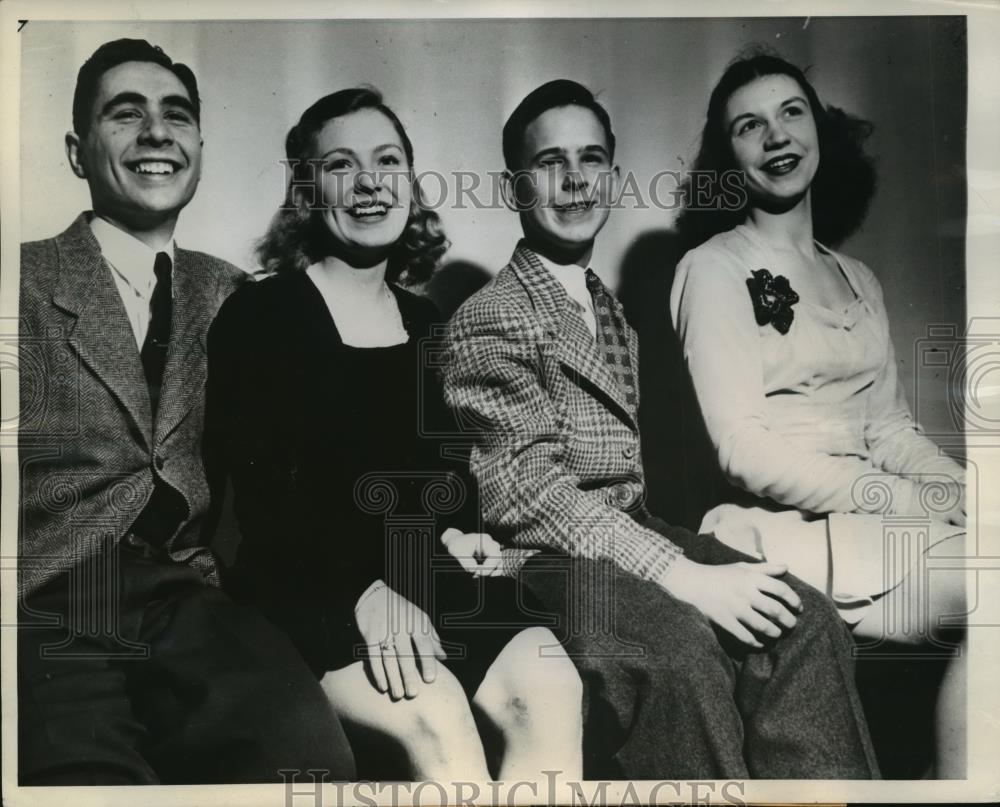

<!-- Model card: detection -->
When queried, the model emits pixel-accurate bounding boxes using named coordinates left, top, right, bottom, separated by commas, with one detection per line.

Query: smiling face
left=307, top=108, right=411, bottom=263
left=67, top=60, right=202, bottom=233
left=725, top=73, right=820, bottom=209
left=506, top=104, right=618, bottom=261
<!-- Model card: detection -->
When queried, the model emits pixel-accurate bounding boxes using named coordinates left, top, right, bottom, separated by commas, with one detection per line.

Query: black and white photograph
left=2, top=1, right=999, bottom=805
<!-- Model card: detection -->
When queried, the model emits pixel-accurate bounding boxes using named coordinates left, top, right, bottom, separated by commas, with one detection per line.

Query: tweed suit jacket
left=18, top=213, right=248, bottom=597
left=443, top=241, right=683, bottom=581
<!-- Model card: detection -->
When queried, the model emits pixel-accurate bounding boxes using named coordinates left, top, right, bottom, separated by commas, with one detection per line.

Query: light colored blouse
left=669, top=223, right=964, bottom=521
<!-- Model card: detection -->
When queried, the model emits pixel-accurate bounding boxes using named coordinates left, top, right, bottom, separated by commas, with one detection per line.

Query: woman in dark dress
left=206, top=88, right=582, bottom=781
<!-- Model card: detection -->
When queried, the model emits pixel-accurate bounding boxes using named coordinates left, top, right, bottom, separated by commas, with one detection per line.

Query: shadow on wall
left=425, top=259, right=493, bottom=319
left=617, top=228, right=731, bottom=531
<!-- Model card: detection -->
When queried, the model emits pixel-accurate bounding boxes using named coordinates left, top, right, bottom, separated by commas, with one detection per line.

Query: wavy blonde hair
left=256, top=87, right=449, bottom=284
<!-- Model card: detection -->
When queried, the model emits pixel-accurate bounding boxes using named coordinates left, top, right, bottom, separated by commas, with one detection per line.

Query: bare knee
left=906, top=533, right=971, bottom=638
left=507, top=627, right=581, bottom=693
left=855, top=565, right=969, bottom=647
left=398, top=667, right=479, bottom=748
left=477, top=627, right=583, bottom=732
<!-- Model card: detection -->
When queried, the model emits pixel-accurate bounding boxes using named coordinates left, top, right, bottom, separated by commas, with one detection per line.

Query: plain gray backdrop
left=19, top=16, right=966, bottom=464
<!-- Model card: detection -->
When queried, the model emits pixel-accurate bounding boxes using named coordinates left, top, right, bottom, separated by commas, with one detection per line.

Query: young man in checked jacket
left=442, top=79, right=879, bottom=780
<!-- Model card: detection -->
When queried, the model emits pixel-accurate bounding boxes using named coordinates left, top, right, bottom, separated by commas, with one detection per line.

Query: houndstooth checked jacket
left=442, top=241, right=683, bottom=580
left=18, top=213, right=247, bottom=597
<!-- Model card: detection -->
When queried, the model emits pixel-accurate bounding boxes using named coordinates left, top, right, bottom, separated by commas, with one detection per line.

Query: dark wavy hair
left=255, top=87, right=448, bottom=283
left=676, top=49, right=876, bottom=250
left=73, top=39, right=200, bottom=138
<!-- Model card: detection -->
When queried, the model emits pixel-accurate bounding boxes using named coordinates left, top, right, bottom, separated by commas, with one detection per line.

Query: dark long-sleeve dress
left=206, top=270, right=541, bottom=691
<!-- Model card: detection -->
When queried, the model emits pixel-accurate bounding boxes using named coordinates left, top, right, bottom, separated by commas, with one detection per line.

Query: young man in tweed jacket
left=17, top=39, right=354, bottom=784
left=442, top=79, right=879, bottom=779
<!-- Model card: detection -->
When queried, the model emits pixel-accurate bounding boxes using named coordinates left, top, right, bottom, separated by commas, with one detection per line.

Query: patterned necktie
left=141, top=252, right=172, bottom=416
left=585, top=268, right=637, bottom=409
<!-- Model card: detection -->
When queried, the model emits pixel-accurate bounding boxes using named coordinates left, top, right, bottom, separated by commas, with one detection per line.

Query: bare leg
left=320, top=661, right=490, bottom=781
left=935, top=639, right=967, bottom=778
left=472, top=627, right=583, bottom=788
left=854, top=533, right=970, bottom=778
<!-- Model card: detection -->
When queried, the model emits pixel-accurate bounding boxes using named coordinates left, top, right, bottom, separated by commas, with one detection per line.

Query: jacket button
left=155, top=454, right=165, bottom=471
left=622, top=446, right=636, bottom=459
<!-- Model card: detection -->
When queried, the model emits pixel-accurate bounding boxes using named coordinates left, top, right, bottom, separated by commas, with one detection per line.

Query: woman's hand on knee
left=354, top=582, right=447, bottom=700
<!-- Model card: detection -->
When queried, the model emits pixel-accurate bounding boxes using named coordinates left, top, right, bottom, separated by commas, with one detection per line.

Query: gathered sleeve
left=854, top=264, right=965, bottom=486
left=670, top=242, right=939, bottom=518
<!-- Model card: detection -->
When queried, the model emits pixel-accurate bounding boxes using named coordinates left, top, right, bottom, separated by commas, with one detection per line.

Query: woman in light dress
left=671, top=52, right=971, bottom=777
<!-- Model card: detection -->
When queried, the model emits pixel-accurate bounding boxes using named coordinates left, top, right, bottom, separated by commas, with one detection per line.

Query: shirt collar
left=90, top=215, right=175, bottom=295
left=534, top=252, right=593, bottom=311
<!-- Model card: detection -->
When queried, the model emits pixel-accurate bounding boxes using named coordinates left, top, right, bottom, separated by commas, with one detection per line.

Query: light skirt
left=700, top=504, right=965, bottom=625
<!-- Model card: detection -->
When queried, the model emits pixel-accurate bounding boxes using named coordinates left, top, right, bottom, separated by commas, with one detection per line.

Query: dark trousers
left=18, top=542, right=356, bottom=785
left=518, top=523, right=880, bottom=780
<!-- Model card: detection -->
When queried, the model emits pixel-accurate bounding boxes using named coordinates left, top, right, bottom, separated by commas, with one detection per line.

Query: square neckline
left=300, top=268, right=413, bottom=350
left=734, top=223, right=865, bottom=322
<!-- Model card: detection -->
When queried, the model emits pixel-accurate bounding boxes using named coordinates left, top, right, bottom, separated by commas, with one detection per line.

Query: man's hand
left=441, top=527, right=506, bottom=577
left=354, top=582, right=447, bottom=700
left=661, top=557, right=803, bottom=649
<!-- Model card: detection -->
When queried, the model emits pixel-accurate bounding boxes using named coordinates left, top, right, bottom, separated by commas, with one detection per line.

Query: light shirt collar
left=90, top=215, right=175, bottom=298
left=90, top=215, right=176, bottom=349
left=535, top=252, right=597, bottom=338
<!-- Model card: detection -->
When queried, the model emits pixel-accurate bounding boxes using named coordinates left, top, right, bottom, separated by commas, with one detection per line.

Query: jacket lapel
left=51, top=214, right=153, bottom=447
left=153, top=247, right=214, bottom=445
left=509, top=242, right=636, bottom=426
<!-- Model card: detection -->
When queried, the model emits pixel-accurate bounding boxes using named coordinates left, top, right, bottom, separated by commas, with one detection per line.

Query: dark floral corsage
left=746, top=268, right=800, bottom=335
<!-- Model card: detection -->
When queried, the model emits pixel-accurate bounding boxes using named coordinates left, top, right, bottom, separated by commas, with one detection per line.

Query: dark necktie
left=128, top=251, right=188, bottom=548
left=141, top=251, right=172, bottom=416
left=585, top=268, right=637, bottom=410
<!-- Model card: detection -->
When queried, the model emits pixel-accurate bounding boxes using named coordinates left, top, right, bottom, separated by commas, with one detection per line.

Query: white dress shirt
left=90, top=216, right=175, bottom=349
left=535, top=253, right=598, bottom=338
